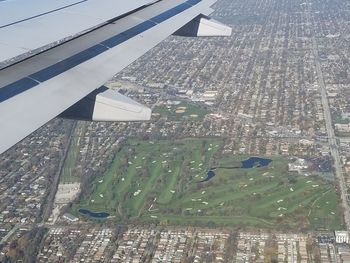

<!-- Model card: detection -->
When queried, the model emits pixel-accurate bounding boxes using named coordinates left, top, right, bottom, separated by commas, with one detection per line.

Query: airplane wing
left=0, top=0, right=231, bottom=154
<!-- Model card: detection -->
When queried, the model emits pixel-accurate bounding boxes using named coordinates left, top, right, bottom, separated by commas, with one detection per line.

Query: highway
left=310, top=25, right=350, bottom=230
left=0, top=224, right=20, bottom=245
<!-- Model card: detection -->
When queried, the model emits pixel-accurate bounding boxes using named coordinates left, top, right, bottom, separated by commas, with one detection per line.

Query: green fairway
left=73, top=138, right=344, bottom=230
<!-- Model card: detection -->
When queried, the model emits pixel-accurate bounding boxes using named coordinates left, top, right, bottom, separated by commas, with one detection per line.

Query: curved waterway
left=199, top=157, right=272, bottom=182
left=79, top=208, right=109, bottom=219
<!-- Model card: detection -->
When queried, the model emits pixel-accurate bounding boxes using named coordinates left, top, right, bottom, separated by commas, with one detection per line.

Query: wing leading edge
left=0, top=0, right=231, bottom=155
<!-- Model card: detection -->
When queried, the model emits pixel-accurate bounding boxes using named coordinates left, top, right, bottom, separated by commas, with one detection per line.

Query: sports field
left=153, top=101, right=209, bottom=120
left=73, top=138, right=343, bottom=230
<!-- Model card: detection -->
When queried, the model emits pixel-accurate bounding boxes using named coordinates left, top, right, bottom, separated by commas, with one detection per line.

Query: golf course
left=72, top=138, right=343, bottom=230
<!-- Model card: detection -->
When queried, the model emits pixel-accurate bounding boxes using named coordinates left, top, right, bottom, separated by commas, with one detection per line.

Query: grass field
left=60, top=122, right=86, bottom=183
left=73, top=138, right=344, bottom=230
left=153, top=101, right=209, bottom=120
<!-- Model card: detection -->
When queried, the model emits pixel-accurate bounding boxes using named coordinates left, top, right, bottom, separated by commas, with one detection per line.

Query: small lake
left=241, top=157, right=272, bottom=168
left=79, top=208, right=109, bottom=219
left=199, top=157, right=272, bottom=182
left=199, top=170, right=215, bottom=183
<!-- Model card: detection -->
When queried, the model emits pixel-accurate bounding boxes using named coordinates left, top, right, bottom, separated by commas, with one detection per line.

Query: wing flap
left=174, top=15, right=232, bottom=37
left=60, top=87, right=152, bottom=121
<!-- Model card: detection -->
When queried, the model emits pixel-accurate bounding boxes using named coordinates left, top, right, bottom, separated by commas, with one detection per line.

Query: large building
left=335, top=231, right=349, bottom=244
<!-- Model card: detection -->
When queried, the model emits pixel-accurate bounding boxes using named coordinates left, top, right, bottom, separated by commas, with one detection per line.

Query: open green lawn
left=60, top=122, right=86, bottom=183
left=73, top=138, right=344, bottom=230
left=153, top=101, right=209, bottom=120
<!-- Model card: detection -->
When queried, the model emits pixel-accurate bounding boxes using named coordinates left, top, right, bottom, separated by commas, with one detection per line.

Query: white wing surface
left=0, top=0, right=231, bottom=154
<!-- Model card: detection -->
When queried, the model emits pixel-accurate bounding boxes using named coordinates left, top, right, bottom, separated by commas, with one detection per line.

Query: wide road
left=0, top=224, right=20, bottom=245
left=310, top=18, right=350, bottom=230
